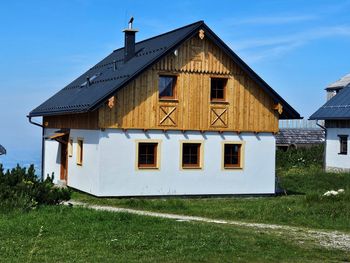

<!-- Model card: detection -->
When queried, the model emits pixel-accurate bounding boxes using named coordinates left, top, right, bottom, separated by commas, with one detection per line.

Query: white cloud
left=230, top=25, right=350, bottom=62
left=230, top=15, right=318, bottom=26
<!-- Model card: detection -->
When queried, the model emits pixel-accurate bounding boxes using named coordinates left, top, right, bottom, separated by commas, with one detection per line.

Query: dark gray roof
left=310, top=85, right=350, bottom=120
left=29, top=21, right=300, bottom=119
left=276, top=129, right=325, bottom=145
left=0, top=144, right=6, bottom=155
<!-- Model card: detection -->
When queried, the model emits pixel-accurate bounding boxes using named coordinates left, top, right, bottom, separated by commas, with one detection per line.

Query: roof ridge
left=112, top=20, right=204, bottom=53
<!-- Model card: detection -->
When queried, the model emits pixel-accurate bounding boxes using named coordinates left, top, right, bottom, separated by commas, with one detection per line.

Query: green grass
left=72, top=166, right=350, bottom=232
left=0, top=206, right=349, bottom=262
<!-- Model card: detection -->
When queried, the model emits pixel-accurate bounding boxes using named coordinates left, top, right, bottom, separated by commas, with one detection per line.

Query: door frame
left=59, top=134, right=70, bottom=182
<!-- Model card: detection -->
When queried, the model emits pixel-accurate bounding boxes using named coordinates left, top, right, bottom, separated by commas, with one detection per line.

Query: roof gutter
left=27, top=115, right=44, bottom=128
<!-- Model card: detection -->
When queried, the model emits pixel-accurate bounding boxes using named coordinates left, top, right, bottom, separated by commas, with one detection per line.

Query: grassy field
left=1, top=206, right=349, bottom=262
left=72, top=166, right=350, bottom=232
left=1, top=147, right=350, bottom=262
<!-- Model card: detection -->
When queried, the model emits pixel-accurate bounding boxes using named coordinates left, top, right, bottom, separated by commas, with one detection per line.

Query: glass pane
left=211, top=78, right=227, bottom=100
left=138, top=143, right=157, bottom=165
left=183, top=144, right=199, bottom=165
left=159, top=76, right=175, bottom=98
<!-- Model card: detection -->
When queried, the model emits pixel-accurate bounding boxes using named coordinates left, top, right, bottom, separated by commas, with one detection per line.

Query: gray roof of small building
left=0, top=144, right=6, bottom=155
left=29, top=21, right=300, bottom=119
left=276, top=129, right=325, bottom=145
left=326, top=73, right=350, bottom=90
left=310, top=86, right=350, bottom=120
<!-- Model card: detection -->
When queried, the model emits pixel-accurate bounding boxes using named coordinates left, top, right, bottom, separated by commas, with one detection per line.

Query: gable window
left=182, top=142, right=202, bottom=168
left=77, top=138, right=83, bottom=165
left=138, top=142, right=158, bottom=168
left=339, top=135, right=348, bottom=155
left=223, top=143, right=243, bottom=169
left=68, top=138, right=73, bottom=157
left=210, top=78, right=227, bottom=101
left=159, top=75, right=176, bottom=99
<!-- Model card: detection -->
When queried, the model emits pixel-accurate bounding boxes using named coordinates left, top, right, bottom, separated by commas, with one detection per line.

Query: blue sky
left=1, top=0, right=350, bottom=170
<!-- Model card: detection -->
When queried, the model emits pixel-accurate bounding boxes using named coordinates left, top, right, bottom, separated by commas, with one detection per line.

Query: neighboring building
left=276, top=120, right=325, bottom=150
left=28, top=20, right=300, bottom=196
left=310, top=73, right=350, bottom=172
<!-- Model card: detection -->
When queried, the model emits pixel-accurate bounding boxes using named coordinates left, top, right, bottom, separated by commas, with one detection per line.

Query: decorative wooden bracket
left=159, top=106, right=177, bottom=126
left=108, top=96, right=115, bottom=109
left=273, top=103, right=283, bottom=115
left=211, top=107, right=228, bottom=127
left=199, top=29, right=205, bottom=40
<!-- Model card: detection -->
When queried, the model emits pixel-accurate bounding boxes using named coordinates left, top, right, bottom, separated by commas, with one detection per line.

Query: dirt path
left=66, top=200, right=350, bottom=251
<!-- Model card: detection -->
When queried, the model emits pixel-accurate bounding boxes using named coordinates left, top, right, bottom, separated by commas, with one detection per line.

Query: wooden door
left=60, top=135, right=69, bottom=181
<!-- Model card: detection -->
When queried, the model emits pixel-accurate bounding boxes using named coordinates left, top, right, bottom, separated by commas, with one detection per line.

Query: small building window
left=339, top=135, right=348, bottom=155
left=223, top=143, right=242, bottom=169
left=159, top=75, right=176, bottom=99
left=68, top=138, right=73, bottom=157
left=77, top=139, right=83, bottom=165
left=182, top=143, right=202, bottom=168
left=210, top=78, right=227, bottom=101
left=138, top=143, right=158, bottom=168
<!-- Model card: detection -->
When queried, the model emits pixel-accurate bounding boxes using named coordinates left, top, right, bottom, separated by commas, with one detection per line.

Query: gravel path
left=65, top=200, right=350, bottom=251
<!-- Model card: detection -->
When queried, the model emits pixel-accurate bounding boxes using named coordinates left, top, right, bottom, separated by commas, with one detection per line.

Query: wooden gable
left=97, top=32, right=279, bottom=132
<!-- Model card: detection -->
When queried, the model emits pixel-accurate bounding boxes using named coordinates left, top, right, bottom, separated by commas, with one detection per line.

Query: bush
left=0, top=164, right=71, bottom=211
left=276, top=145, right=324, bottom=170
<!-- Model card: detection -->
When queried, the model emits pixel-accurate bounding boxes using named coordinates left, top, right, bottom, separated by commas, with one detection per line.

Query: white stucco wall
left=67, top=129, right=100, bottom=194
left=97, top=130, right=276, bottom=196
left=326, top=128, right=350, bottom=171
left=43, top=128, right=61, bottom=183
left=44, top=128, right=276, bottom=196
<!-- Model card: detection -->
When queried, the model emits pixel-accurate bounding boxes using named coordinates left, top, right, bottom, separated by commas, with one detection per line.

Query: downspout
left=316, top=120, right=327, bottom=171
left=27, top=116, right=45, bottom=181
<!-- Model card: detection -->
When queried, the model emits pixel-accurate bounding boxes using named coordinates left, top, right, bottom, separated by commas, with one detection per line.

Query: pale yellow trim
left=221, top=141, right=245, bottom=170
left=179, top=140, right=204, bottom=170
left=135, top=139, right=162, bottom=171
left=76, top=137, right=84, bottom=166
left=68, top=138, right=73, bottom=157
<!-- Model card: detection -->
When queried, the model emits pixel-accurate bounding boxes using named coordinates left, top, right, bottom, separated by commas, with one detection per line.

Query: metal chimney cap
left=122, top=28, right=139, bottom=33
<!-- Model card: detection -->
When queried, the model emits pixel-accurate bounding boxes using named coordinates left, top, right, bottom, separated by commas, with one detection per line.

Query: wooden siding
left=44, top=111, right=99, bottom=129
left=99, top=34, right=279, bottom=132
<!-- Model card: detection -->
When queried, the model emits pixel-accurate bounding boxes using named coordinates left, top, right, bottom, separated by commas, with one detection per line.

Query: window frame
left=222, top=141, right=244, bottom=170
left=135, top=140, right=161, bottom=170
left=76, top=138, right=83, bottom=166
left=158, top=74, right=178, bottom=101
left=68, top=138, right=73, bottom=157
left=210, top=77, right=228, bottom=102
left=180, top=141, right=204, bottom=169
left=338, top=135, right=348, bottom=155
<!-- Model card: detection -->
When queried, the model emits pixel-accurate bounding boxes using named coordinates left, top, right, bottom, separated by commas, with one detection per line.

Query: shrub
left=0, top=164, right=71, bottom=211
left=276, top=145, right=324, bottom=170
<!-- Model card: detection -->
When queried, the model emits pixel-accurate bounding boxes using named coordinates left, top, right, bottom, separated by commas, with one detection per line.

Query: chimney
left=123, top=17, right=138, bottom=62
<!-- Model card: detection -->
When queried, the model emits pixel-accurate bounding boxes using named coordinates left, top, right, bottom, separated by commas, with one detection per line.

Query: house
left=28, top=20, right=300, bottom=196
left=310, top=73, right=350, bottom=172
left=276, top=120, right=324, bottom=151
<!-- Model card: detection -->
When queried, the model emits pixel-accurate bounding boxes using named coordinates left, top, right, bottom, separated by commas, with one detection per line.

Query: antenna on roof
left=128, top=17, right=134, bottom=29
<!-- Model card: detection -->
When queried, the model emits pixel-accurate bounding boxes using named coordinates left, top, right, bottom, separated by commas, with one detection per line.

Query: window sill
left=338, top=153, right=347, bottom=155
left=224, top=166, right=243, bottom=170
left=210, top=101, right=229, bottom=104
left=137, top=166, right=159, bottom=170
left=182, top=166, right=202, bottom=170
left=159, top=98, right=179, bottom=103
